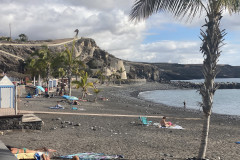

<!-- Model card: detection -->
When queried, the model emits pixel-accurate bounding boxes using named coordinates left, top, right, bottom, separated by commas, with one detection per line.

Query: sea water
left=139, top=78, right=240, bottom=116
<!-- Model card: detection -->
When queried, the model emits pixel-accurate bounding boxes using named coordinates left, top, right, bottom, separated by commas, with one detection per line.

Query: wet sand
left=1, top=82, right=240, bottom=160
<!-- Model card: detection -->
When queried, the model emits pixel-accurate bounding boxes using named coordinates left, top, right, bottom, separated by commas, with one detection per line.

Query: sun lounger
left=139, top=116, right=152, bottom=126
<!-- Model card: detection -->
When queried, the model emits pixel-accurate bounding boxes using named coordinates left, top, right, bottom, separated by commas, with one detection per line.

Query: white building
left=0, top=76, right=16, bottom=115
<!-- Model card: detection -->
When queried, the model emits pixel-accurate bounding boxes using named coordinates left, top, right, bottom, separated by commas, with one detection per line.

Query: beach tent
left=0, top=76, right=16, bottom=115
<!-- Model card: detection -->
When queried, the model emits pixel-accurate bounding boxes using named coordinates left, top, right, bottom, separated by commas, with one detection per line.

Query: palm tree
left=116, top=67, right=125, bottom=85
left=110, top=72, right=117, bottom=85
left=74, top=29, right=79, bottom=38
left=25, top=58, right=38, bottom=86
left=95, top=70, right=106, bottom=85
left=62, top=41, right=78, bottom=96
left=58, top=68, right=66, bottom=96
left=93, top=88, right=100, bottom=102
left=72, top=60, right=85, bottom=81
left=19, top=33, right=28, bottom=42
left=72, top=72, right=94, bottom=99
left=130, top=0, right=240, bottom=159
left=34, top=45, right=53, bottom=95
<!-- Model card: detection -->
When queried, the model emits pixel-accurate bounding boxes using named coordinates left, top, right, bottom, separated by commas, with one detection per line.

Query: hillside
left=0, top=37, right=240, bottom=81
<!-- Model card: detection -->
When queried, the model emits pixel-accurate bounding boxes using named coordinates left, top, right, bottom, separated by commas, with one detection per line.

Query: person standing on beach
left=183, top=100, right=186, bottom=111
left=56, top=85, right=59, bottom=96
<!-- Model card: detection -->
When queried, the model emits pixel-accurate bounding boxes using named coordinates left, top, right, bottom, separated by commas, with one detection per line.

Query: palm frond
left=220, top=0, right=240, bottom=13
left=130, top=0, right=204, bottom=22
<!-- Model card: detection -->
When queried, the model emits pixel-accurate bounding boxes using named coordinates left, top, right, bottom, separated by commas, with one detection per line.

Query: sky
left=1, top=0, right=240, bottom=66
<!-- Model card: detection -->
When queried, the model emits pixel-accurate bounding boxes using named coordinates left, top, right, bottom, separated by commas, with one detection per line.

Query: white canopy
left=0, top=76, right=14, bottom=86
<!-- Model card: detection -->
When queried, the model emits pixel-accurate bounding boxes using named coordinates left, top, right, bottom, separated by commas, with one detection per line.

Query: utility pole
left=9, top=23, right=12, bottom=41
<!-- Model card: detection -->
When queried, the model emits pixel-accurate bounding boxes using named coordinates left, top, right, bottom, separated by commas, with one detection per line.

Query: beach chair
left=139, top=116, right=152, bottom=126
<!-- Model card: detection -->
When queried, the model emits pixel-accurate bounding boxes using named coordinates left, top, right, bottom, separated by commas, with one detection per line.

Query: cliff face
left=0, top=37, right=240, bottom=81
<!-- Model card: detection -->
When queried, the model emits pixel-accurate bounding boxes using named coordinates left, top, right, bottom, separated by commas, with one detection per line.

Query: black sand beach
left=1, top=83, right=240, bottom=160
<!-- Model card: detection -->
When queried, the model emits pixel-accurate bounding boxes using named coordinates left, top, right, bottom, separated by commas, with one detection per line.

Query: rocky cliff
left=0, top=37, right=240, bottom=81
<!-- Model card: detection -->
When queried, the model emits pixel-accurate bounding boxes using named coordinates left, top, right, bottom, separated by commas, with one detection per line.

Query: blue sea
left=139, top=78, right=240, bottom=116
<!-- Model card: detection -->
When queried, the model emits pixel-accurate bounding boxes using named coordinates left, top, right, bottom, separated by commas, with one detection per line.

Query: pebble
left=91, top=126, right=96, bottom=131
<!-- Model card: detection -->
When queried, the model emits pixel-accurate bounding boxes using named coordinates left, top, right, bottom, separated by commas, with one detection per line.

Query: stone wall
left=0, top=115, right=23, bottom=130
left=0, top=114, right=42, bottom=130
left=115, top=79, right=146, bottom=84
left=22, top=121, right=42, bottom=130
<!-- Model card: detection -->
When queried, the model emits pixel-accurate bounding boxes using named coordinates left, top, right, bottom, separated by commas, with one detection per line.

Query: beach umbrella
left=62, top=95, right=70, bottom=99
left=66, top=96, right=78, bottom=101
left=36, top=86, right=45, bottom=92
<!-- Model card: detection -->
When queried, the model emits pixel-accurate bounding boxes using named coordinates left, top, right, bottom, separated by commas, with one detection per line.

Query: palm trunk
left=198, top=114, right=211, bottom=158
left=46, top=65, right=51, bottom=95
left=95, top=94, right=98, bottom=103
left=38, top=74, right=41, bottom=86
left=59, top=77, right=64, bottom=96
left=81, top=89, right=85, bottom=99
left=33, top=76, right=36, bottom=86
left=198, top=4, right=225, bottom=159
left=68, top=69, right=72, bottom=96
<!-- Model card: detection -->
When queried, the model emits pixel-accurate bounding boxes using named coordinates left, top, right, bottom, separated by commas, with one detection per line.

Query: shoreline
left=134, top=83, right=240, bottom=120
left=1, top=82, right=240, bottom=160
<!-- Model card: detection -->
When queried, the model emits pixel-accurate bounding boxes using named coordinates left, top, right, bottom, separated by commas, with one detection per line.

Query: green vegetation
left=25, top=41, right=85, bottom=96
left=93, top=87, right=100, bottom=102
left=72, top=71, right=94, bottom=99
left=116, top=67, right=125, bottom=86
left=95, top=70, right=106, bottom=84
left=18, top=34, right=28, bottom=42
left=0, top=36, right=11, bottom=41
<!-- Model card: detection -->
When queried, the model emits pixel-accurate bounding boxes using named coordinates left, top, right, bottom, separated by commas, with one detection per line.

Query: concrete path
left=19, top=110, right=202, bottom=120
left=0, top=50, right=25, bottom=61
left=0, top=140, right=18, bottom=160
left=0, top=37, right=80, bottom=62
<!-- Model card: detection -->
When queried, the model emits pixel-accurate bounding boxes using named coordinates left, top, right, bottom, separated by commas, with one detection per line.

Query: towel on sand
left=58, top=152, right=123, bottom=160
left=49, top=105, right=64, bottom=109
left=153, top=123, right=184, bottom=129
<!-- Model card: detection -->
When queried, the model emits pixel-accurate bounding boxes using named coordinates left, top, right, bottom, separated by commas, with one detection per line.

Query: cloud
left=0, top=0, right=239, bottom=66
left=133, top=40, right=203, bottom=64
left=63, top=0, right=135, bottom=12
